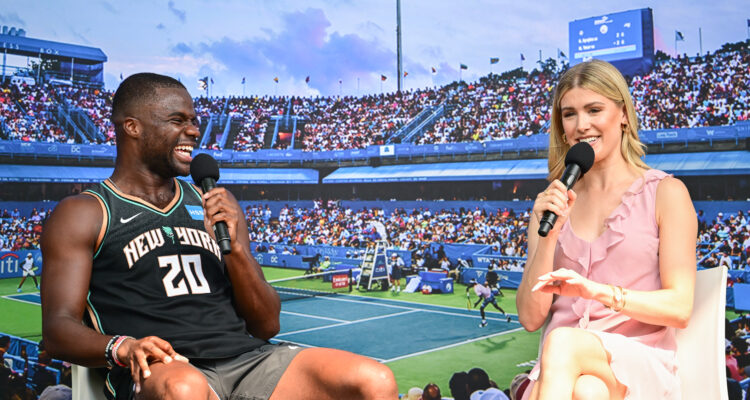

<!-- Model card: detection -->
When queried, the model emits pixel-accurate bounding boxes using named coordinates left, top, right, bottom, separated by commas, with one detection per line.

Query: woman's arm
left=517, top=179, right=576, bottom=331
left=616, top=176, right=696, bottom=328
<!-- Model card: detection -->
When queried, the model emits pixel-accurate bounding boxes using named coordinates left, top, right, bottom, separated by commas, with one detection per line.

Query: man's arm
left=202, top=188, right=281, bottom=340
left=40, top=194, right=111, bottom=366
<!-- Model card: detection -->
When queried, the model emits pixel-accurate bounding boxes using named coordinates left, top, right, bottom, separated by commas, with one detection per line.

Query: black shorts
left=106, top=343, right=302, bottom=400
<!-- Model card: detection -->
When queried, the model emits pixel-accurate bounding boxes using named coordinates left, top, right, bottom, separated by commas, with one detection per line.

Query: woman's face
left=560, top=87, right=628, bottom=164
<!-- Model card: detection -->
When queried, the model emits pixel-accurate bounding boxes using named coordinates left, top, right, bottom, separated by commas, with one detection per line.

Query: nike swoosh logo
left=120, top=212, right=142, bottom=224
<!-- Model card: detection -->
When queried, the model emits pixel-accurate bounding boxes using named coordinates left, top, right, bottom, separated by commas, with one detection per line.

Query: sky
left=1, top=0, right=748, bottom=98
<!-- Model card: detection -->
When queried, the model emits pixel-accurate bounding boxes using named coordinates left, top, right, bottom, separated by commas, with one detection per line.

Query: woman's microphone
left=538, top=142, right=595, bottom=237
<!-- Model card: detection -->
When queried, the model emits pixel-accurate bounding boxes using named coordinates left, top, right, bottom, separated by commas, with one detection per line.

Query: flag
left=198, top=76, right=208, bottom=90
left=241, top=77, right=245, bottom=84
left=431, top=67, right=437, bottom=74
left=747, top=18, right=750, bottom=27
left=273, top=77, right=279, bottom=83
left=403, top=71, right=408, bottom=77
left=675, top=31, right=684, bottom=41
left=119, top=73, right=123, bottom=80
left=305, top=76, right=310, bottom=83
left=210, top=78, right=214, bottom=84
left=520, top=53, right=526, bottom=61
left=490, top=57, right=499, bottom=64
left=558, top=49, right=567, bottom=58
left=381, top=74, right=387, bottom=81
left=460, top=63, right=468, bottom=70
left=339, top=79, right=342, bottom=84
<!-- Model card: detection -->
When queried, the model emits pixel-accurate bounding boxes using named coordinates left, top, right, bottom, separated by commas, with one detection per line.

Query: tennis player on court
left=17, top=253, right=39, bottom=292
left=467, top=271, right=508, bottom=327
left=41, top=73, right=397, bottom=400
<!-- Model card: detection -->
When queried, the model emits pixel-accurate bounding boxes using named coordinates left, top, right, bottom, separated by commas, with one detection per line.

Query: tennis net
left=269, top=269, right=353, bottom=302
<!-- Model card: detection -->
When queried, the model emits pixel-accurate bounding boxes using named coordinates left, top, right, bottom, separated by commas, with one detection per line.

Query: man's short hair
left=111, top=73, right=186, bottom=125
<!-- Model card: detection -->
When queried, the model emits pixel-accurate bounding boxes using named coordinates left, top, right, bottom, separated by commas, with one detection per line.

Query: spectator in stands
left=32, top=348, right=58, bottom=395
left=449, top=371, right=470, bottom=400
left=518, top=60, right=697, bottom=399
left=41, top=73, right=396, bottom=400
left=726, top=366, right=743, bottom=400
left=421, top=382, right=443, bottom=400
left=467, top=367, right=509, bottom=400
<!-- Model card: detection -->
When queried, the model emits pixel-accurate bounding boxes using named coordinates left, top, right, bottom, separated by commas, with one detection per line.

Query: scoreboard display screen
left=569, top=8, right=653, bottom=66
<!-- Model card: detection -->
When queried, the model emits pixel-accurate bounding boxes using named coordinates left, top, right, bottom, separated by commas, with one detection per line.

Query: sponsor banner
left=0, top=250, right=42, bottom=279
left=331, top=274, right=349, bottom=289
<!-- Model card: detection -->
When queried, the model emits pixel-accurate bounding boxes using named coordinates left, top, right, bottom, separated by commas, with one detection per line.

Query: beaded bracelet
left=111, top=335, right=133, bottom=368
left=104, top=335, right=120, bottom=368
left=607, top=285, right=626, bottom=312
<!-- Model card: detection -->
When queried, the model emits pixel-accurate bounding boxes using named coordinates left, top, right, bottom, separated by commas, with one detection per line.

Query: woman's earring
left=562, top=135, right=568, bottom=144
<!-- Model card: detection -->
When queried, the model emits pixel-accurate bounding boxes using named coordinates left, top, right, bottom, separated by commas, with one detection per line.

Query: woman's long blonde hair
left=547, top=59, right=648, bottom=181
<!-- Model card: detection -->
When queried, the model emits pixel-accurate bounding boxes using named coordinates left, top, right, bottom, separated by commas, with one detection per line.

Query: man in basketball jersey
left=17, top=253, right=39, bottom=292
left=41, top=73, right=397, bottom=400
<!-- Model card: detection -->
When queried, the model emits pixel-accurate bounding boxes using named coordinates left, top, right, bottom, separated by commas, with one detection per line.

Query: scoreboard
left=569, top=8, right=654, bottom=70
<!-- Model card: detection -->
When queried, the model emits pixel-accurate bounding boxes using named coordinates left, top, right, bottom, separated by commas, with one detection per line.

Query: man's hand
left=117, top=336, right=189, bottom=393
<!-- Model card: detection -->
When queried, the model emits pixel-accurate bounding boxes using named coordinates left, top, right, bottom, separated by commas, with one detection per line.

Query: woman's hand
left=531, top=268, right=603, bottom=300
left=532, top=179, right=577, bottom=236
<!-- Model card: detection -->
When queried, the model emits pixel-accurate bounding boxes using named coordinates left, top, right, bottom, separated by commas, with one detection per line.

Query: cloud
left=98, top=1, right=117, bottom=14
left=168, top=1, right=186, bottom=23
left=0, top=12, right=25, bottom=27
left=179, top=8, right=398, bottom=95
left=156, top=23, right=166, bottom=30
left=68, top=28, right=92, bottom=45
left=172, top=42, right=192, bottom=54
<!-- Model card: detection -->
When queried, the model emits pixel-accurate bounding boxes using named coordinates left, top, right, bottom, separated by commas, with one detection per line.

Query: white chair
left=675, top=266, right=728, bottom=400
left=72, top=364, right=106, bottom=400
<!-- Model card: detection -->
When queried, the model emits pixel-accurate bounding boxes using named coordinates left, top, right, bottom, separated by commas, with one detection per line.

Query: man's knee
left=355, top=361, right=398, bottom=398
left=153, top=367, right=211, bottom=400
left=573, top=375, right=609, bottom=400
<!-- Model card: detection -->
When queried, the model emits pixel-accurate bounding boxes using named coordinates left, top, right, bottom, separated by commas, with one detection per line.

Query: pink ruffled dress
left=525, top=169, right=681, bottom=399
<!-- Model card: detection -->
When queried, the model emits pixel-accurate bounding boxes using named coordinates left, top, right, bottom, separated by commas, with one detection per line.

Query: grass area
left=0, top=277, right=43, bottom=341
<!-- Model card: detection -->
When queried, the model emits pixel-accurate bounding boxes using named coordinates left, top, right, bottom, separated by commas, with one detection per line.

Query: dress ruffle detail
left=557, top=169, right=669, bottom=324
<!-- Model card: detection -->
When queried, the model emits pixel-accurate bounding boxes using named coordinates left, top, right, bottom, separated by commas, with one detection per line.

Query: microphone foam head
left=564, top=142, right=595, bottom=174
left=190, top=153, right=220, bottom=184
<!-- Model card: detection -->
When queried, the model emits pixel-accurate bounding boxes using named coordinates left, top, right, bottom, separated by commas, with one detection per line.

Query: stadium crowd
left=1, top=45, right=747, bottom=149
left=416, top=71, right=558, bottom=144
left=0, top=207, right=48, bottom=252
left=244, top=201, right=530, bottom=258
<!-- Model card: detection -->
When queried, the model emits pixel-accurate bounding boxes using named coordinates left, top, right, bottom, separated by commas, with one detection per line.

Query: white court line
left=1, top=295, right=41, bottom=306
left=281, top=310, right=348, bottom=323
left=277, top=310, right=419, bottom=336
left=381, top=326, right=526, bottom=363
left=311, top=295, right=515, bottom=322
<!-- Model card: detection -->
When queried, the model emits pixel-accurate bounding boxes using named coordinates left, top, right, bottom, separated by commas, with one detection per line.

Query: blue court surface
left=272, top=294, right=521, bottom=363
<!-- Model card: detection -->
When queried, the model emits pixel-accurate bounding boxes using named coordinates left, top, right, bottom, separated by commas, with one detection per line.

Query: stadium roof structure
left=322, top=151, right=750, bottom=183
left=0, top=33, right=107, bottom=64
left=0, top=165, right=318, bottom=184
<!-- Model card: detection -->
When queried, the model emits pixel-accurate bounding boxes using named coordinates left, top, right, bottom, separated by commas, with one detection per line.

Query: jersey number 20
left=159, top=254, right=211, bottom=297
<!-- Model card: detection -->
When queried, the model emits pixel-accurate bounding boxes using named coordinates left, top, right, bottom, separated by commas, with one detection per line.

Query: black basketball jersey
left=83, top=178, right=264, bottom=359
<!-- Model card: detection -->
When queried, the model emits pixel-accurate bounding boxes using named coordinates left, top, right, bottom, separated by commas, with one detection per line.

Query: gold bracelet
left=612, top=285, right=625, bottom=312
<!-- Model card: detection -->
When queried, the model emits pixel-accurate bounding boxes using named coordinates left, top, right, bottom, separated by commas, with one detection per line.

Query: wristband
left=104, top=335, right=119, bottom=368
left=111, top=335, right=133, bottom=368
left=607, top=285, right=626, bottom=312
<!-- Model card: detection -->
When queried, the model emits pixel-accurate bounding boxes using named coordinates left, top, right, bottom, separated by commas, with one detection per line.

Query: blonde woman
left=517, top=60, right=697, bottom=399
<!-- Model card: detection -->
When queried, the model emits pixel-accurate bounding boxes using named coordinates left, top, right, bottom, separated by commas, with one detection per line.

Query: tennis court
left=270, top=272, right=521, bottom=363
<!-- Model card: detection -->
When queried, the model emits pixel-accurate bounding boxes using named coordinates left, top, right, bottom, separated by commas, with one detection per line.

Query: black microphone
left=190, top=153, right=232, bottom=254
left=538, top=142, right=595, bottom=237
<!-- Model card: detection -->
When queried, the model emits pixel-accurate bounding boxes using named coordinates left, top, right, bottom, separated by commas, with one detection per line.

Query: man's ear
left=121, top=116, right=141, bottom=139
